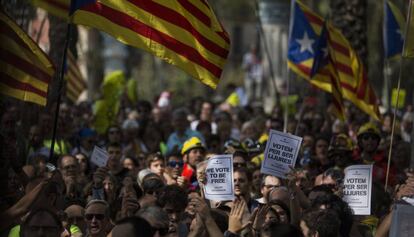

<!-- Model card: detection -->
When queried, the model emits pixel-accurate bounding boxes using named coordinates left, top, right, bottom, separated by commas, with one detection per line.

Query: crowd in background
left=0, top=92, right=413, bottom=237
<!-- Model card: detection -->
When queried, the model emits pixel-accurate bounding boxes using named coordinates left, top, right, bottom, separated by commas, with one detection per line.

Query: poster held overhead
left=342, top=165, right=373, bottom=215
left=261, top=130, right=303, bottom=178
left=204, top=154, right=234, bottom=201
left=91, top=146, right=109, bottom=168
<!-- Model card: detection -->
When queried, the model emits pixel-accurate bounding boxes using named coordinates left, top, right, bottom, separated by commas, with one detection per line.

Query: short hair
left=302, top=209, right=340, bottom=237
left=85, top=199, right=110, bottom=217
left=113, top=216, right=155, bottom=237
left=146, top=153, right=164, bottom=168
left=233, top=167, right=252, bottom=182
left=261, top=222, right=303, bottom=237
left=57, top=155, right=76, bottom=169
left=21, top=208, right=63, bottom=237
left=141, top=174, right=165, bottom=195
left=156, top=185, right=188, bottom=212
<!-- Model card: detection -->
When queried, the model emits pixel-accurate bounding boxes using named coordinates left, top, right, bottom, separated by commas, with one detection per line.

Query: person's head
left=65, top=204, right=86, bottom=233
left=320, top=168, right=344, bottom=191
left=142, top=173, right=165, bottom=195
left=261, top=175, right=282, bottom=201
left=252, top=169, right=262, bottom=191
left=29, top=125, right=44, bottom=147
left=107, top=142, right=122, bottom=170
left=262, top=222, right=303, bottom=237
left=79, top=128, right=97, bottom=150
left=401, top=112, right=413, bottom=133
left=240, top=120, right=259, bottom=142
left=167, top=154, right=184, bottom=178
left=74, top=153, right=89, bottom=174
left=156, top=185, right=188, bottom=234
left=59, top=155, right=78, bottom=179
left=85, top=200, right=110, bottom=237
left=300, top=209, right=340, bottom=237
left=233, top=167, right=251, bottom=198
left=233, top=153, right=247, bottom=169
left=21, top=208, right=63, bottom=237
left=123, top=156, right=139, bottom=171
left=103, top=173, right=118, bottom=197
left=182, top=137, right=206, bottom=168
left=172, top=108, right=189, bottom=134
left=146, top=153, right=165, bottom=177
left=32, top=155, right=48, bottom=177
left=307, top=185, right=334, bottom=203
left=110, top=216, right=155, bottom=237
left=137, top=206, right=169, bottom=237
left=268, top=200, right=290, bottom=224
left=357, top=122, right=381, bottom=154
left=107, top=125, right=122, bottom=143
left=200, top=101, right=214, bottom=121
left=268, top=186, right=290, bottom=207
left=314, top=135, right=329, bottom=162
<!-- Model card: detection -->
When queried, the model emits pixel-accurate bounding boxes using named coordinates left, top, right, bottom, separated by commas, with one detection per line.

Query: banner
left=342, top=165, right=373, bottom=215
left=261, top=130, right=302, bottom=178
left=204, top=154, right=234, bottom=201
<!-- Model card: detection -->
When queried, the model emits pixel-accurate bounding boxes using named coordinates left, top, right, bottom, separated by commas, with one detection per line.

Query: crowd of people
left=0, top=94, right=413, bottom=237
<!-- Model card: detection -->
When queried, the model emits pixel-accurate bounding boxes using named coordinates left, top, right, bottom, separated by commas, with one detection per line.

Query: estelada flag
left=287, top=0, right=380, bottom=121
left=0, top=10, right=55, bottom=106
left=70, top=0, right=230, bottom=89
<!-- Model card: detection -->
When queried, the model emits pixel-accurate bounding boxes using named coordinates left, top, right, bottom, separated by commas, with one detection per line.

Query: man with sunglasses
left=84, top=200, right=110, bottom=237
left=353, top=122, right=396, bottom=185
left=166, top=153, right=187, bottom=188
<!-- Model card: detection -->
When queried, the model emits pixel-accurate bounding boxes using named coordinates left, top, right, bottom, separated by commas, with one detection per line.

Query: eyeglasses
left=168, top=160, right=184, bottom=168
left=85, top=213, right=105, bottom=220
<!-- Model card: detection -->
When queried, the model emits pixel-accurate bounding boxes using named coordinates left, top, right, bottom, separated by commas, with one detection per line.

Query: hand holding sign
left=261, top=130, right=302, bottom=178
left=204, top=154, right=234, bottom=201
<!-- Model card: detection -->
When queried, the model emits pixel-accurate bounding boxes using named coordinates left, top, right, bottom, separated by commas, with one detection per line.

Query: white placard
left=342, top=165, right=373, bottom=215
left=204, top=154, right=234, bottom=201
left=90, top=146, right=109, bottom=167
left=261, top=130, right=302, bottom=178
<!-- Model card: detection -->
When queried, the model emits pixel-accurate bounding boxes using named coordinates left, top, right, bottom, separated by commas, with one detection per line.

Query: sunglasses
left=168, top=160, right=184, bottom=168
left=85, top=214, right=105, bottom=220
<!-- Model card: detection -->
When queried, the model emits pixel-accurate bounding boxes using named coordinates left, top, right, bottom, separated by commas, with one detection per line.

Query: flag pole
left=385, top=0, right=413, bottom=190
left=48, top=23, right=73, bottom=162
left=253, top=0, right=281, bottom=106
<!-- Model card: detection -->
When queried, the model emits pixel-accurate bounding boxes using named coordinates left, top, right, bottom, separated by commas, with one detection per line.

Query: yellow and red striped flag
left=65, top=50, right=86, bottom=102
left=70, top=0, right=230, bottom=89
left=32, top=0, right=70, bottom=20
left=0, top=11, right=55, bottom=106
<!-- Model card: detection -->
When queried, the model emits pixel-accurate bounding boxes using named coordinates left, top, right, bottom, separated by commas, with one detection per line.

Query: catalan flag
left=287, top=0, right=380, bottom=120
left=32, top=0, right=70, bottom=20
left=0, top=11, right=54, bottom=106
left=69, top=0, right=230, bottom=89
left=65, top=50, right=86, bottom=102
left=384, top=0, right=405, bottom=58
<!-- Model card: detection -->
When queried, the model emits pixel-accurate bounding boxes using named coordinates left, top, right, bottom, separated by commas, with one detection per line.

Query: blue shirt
left=166, top=128, right=204, bottom=155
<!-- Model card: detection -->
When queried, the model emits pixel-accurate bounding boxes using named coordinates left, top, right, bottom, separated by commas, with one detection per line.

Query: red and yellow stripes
left=0, top=11, right=54, bottom=106
left=65, top=51, right=86, bottom=102
left=70, top=0, right=230, bottom=89
left=32, top=0, right=70, bottom=20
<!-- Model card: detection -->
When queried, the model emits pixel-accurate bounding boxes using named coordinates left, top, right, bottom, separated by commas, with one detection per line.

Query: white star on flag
left=296, top=32, right=315, bottom=54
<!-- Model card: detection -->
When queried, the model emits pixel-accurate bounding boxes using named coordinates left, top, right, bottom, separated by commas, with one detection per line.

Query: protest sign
left=342, top=165, right=373, bottom=215
left=261, top=130, right=302, bottom=178
left=389, top=204, right=414, bottom=237
left=204, top=154, right=234, bottom=201
left=91, top=146, right=109, bottom=167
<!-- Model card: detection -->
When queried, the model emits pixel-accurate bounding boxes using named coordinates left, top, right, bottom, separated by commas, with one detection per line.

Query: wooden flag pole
left=385, top=0, right=413, bottom=190
left=48, top=23, right=73, bottom=162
